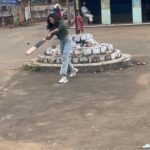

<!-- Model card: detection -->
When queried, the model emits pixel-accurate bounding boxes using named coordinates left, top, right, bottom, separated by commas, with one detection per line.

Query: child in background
left=75, top=10, right=84, bottom=34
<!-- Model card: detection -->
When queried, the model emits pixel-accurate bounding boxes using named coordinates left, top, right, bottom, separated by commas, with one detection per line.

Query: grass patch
left=23, top=64, right=42, bottom=72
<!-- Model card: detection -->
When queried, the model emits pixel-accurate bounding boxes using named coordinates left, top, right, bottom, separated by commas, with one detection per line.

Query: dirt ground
left=0, top=23, right=150, bottom=150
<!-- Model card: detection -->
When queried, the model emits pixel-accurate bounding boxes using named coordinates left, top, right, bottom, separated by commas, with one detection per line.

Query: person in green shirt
left=47, top=13, right=78, bottom=84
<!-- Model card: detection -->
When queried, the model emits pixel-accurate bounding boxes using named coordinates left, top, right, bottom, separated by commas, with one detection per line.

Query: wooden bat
left=26, top=37, right=47, bottom=55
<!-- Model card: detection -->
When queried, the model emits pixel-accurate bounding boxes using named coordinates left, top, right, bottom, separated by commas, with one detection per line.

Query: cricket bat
left=26, top=37, right=47, bottom=55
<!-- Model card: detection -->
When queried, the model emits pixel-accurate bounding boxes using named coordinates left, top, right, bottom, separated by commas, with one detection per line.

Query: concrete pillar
left=132, top=0, right=142, bottom=24
left=11, top=6, right=19, bottom=25
left=76, top=0, right=79, bottom=10
left=18, top=2, right=24, bottom=24
left=101, top=0, right=111, bottom=24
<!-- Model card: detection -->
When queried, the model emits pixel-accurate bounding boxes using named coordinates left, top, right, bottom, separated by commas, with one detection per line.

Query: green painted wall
left=132, top=0, right=142, bottom=23
left=76, top=0, right=79, bottom=10
left=101, top=0, right=111, bottom=24
left=77, top=0, right=143, bottom=24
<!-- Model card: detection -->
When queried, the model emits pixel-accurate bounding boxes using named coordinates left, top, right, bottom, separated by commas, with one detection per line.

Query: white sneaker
left=70, top=68, right=78, bottom=78
left=58, top=76, right=68, bottom=84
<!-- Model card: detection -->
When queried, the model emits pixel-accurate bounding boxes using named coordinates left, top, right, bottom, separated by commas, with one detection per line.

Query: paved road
left=0, top=23, right=150, bottom=150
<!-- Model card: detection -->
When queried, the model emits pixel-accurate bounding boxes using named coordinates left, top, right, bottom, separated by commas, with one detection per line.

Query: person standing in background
left=54, top=3, right=62, bottom=17
left=75, top=10, right=84, bottom=34
left=81, top=1, right=93, bottom=24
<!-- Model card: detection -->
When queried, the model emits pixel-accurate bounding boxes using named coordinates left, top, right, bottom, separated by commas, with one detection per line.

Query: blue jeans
left=59, top=35, right=74, bottom=75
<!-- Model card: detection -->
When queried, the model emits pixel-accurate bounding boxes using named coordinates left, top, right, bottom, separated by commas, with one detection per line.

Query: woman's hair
left=47, top=13, right=61, bottom=30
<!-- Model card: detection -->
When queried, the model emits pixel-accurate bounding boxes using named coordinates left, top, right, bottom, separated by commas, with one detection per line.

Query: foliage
left=23, top=64, right=42, bottom=72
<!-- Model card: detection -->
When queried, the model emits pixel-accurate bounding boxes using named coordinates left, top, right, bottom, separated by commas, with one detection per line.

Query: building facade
left=77, top=0, right=150, bottom=24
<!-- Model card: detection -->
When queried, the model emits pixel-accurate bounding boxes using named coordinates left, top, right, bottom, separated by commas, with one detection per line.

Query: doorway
left=111, top=0, right=132, bottom=23
left=80, top=0, right=101, bottom=24
left=142, top=0, right=150, bottom=22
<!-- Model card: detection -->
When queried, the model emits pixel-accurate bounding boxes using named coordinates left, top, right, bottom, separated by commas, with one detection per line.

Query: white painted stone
left=99, top=55, right=105, bottom=62
left=83, top=48, right=92, bottom=56
left=108, top=44, right=113, bottom=51
left=100, top=46, right=108, bottom=53
left=43, top=57, right=48, bottom=63
left=38, top=54, right=45, bottom=63
left=91, top=55, right=100, bottom=63
left=92, top=47, right=101, bottom=55
left=111, top=52, right=116, bottom=60
left=105, top=54, right=111, bottom=61
left=56, top=57, right=61, bottom=64
left=79, top=57, right=89, bottom=63
left=72, top=57, right=79, bottom=64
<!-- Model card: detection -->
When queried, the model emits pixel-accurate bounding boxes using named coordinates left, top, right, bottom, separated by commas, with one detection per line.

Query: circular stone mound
left=26, top=33, right=133, bottom=73
left=27, top=53, right=132, bottom=73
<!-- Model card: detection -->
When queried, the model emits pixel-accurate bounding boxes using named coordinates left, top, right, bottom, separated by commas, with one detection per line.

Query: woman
left=47, top=13, right=78, bottom=84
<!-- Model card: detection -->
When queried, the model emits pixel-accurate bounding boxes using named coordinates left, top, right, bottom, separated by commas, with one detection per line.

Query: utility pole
left=1, top=0, right=5, bottom=27
left=18, top=0, right=25, bottom=24
left=29, top=0, right=32, bottom=20
left=66, top=0, right=71, bottom=26
left=74, top=0, right=77, bottom=34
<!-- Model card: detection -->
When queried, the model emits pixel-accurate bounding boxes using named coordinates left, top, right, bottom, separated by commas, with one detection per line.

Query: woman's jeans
left=59, top=35, right=74, bottom=75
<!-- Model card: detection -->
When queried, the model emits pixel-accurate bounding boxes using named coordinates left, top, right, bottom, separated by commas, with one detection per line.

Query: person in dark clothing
left=53, top=3, right=61, bottom=17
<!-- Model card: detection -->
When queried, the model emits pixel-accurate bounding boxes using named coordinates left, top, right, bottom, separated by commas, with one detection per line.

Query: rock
left=47, top=56, right=53, bottom=63
left=38, top=54, right=44, bottom=63
left=100, top=45, right=108, bottom=53
left=92, top=46, right=101, bottom=55
left=43, top=57, right=48, bottom=63
left=72, top=57, right=79, bottom=64
left=99, top=55, right=105, bottom=62
left=115, top=49, right=122, bottom=58
left=105, top=54, right=111, bottom=61
left=83, top=47, right=92, bottom=56
left=108, top=44, right=113, bottom=51
left=111, top=52, right=116, bottom=60
left=142, top=144, right=150, bottom=149
left=74, top=50, right=83, bottom=55
left=80, top=56, right=89, bottom=63
left=91, top=55, right=100, bottom=63
left=56, top=57, right=61, bottom=64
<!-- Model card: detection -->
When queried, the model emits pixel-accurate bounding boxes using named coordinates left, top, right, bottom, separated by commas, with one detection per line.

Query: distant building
left=0, top=0, right=26, bottom=26
left=0, top=5, right=13, bottom=25
left=31, top=0, right=67, bottom=21
left=0, top=0, right=18, bottom=26
left=31, top=0, right=51, bottom=5
left=77, top=0, right=150, bottom=24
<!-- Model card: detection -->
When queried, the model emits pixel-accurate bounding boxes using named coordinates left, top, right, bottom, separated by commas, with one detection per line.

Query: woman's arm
left=47, top=28, right=59, bottom=39
left=48, top=28, right=59, bottom=35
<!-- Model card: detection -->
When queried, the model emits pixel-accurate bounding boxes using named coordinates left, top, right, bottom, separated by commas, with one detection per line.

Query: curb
left=26, top=54, right=132, bottom=73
